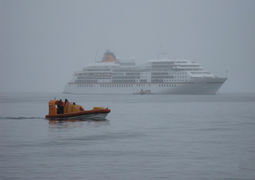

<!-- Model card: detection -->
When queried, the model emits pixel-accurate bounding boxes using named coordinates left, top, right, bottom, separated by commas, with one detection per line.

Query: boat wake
left=0, top=117, right=44, bottom=120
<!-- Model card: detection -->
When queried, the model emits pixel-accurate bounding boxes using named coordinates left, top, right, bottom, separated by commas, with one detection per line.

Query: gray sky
left=1, top=0, right=255, bottom=93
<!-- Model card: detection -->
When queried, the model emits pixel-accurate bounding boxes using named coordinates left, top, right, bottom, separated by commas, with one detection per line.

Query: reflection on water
left=48, top=119, right=110, bottom=129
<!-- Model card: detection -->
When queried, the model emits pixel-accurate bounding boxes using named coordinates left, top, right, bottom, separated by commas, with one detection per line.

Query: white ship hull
left=64, top=78, right=227, bottom=95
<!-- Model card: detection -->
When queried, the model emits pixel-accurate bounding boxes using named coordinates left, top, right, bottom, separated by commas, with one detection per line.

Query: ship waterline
left=64, top=50, right=227, bottom=95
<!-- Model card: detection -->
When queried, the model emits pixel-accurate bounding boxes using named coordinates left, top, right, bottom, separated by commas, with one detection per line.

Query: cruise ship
left=63, top=50, right=227, bottom=94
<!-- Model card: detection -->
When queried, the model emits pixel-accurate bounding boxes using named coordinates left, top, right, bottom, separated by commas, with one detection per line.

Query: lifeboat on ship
left=45, top=100, right=110, bottom=120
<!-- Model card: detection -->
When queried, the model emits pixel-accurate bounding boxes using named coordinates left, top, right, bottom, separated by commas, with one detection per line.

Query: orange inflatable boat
left=45, top=100, right=110, bottom=120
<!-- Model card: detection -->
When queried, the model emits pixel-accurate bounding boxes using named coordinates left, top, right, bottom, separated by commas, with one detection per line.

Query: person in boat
left=57, top=99, right=64, bottom=114
left=56, top=101, right=60, bottom=114
left=64, top=99, right=70, bottom=106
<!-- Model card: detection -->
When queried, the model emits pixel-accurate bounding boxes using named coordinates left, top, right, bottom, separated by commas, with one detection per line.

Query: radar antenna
left=156, top=45, right=167, bottom=59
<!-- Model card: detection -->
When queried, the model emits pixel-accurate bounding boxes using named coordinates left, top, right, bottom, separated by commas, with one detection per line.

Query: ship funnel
left=102, top=50, right=116, bottom=62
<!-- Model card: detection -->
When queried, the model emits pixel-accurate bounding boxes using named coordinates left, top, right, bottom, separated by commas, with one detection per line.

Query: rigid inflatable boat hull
left=45, top=109, right=110, bottom=120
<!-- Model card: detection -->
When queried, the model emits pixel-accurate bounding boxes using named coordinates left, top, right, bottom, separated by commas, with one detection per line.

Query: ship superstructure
left=64, top=50, right=227, bottom=94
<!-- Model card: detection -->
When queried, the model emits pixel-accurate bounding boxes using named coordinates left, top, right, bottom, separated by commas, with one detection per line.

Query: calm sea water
left=0, top=92, right=255, bottom=180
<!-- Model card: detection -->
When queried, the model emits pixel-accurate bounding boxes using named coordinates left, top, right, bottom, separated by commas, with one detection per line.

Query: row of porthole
left=100, top=84, right=151, bottom=87
left=101, top=84, right=133, bottom=87
left=77, top=84, right=93, bottom=87
left=77, top=84, right=178, bottom=88
left=159, top=84, right=177, bottom=87
left=165, top=80, right=188, bottom=82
